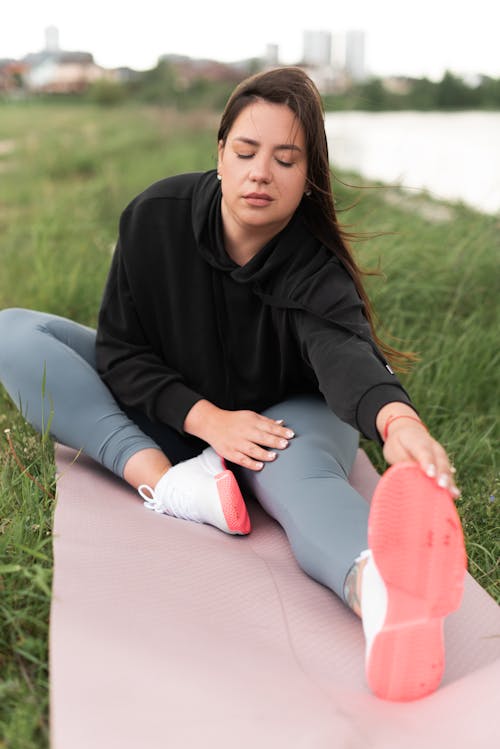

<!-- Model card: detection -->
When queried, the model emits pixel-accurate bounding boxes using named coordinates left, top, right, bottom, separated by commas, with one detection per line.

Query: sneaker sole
left=215, top=471, right=252, bottom=535
left=366, top=462, right=466, bottom=701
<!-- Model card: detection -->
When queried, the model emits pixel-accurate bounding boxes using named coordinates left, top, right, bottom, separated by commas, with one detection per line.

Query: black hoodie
left=96, top=170, right=412, bottom=442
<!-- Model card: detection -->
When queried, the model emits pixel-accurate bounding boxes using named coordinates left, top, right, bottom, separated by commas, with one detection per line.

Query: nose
left=248, top=153, right=272, bottom=184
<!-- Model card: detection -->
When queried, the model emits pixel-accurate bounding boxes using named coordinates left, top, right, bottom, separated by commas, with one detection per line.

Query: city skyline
left=2, top=0, right=500, bottom=81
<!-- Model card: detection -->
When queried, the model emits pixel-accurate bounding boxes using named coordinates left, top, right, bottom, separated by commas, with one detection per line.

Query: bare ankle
left=123, top=448, right=172, bottom=490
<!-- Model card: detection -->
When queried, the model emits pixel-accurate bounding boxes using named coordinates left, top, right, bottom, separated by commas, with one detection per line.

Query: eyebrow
left=232, top=137, right=303, bottom=153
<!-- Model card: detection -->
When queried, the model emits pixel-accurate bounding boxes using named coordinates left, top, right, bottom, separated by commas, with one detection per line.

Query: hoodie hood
left=191, top=170, right=375, bottom=347
left=191, top=169, right=327, bottom=285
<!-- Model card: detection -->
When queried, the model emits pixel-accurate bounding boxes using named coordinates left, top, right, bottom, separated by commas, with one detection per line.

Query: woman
left=0, top=67, right=465, bottom=702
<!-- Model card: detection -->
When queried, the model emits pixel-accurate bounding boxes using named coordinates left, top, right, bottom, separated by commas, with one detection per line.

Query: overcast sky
left=2, top=0, right=499, bottom=80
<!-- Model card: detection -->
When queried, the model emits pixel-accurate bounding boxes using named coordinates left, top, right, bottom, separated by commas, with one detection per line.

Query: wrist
left=382, top=414, right=427, bottom=442
left=183, top=399, right=220, bottom=440
left=376, top=403, right=424, bottom=443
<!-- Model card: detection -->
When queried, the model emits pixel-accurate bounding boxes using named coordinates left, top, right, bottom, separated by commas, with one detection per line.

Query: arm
left=293, top=309, right=413, bottom=441
left=95, top=211, right=203, bottom=434
left=293, top=311, right=460, bottom=496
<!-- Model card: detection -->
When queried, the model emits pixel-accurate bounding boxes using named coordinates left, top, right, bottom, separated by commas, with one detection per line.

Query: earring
left=305, top=189, right=312, bottom=197
left=217, top=173, right=222, bottom=181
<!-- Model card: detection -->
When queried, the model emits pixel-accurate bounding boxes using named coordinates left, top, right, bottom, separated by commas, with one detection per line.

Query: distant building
left=158, top=54, right=246, bottom=88
left=299, top=29, right=369, bottom=93
left=24, top=51, right=110, bottom=94
left=265, top=44, right=279, bottom=68
left=331, top=33, right=346, bottom=73
left=19, top=28, right=111, bottom=94
left=45, top=25, right=60, bottom=53
left=345, top=30, right=366, bottom=82
left=303, top=31, right=332, bottom=67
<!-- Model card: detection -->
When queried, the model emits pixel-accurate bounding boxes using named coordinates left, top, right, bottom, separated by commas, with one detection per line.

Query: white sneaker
left=138, top=447, right=251, bottom=535
left=359, top=549, right=388, bottom=665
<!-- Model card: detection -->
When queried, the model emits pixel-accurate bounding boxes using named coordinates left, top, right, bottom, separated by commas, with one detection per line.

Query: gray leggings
left=0, top=308, right=369, bottom=599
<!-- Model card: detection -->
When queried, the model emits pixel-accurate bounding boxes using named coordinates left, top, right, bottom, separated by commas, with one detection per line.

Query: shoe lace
left=138, top=484, right=163, bottom=513
left=137, top=483, right=202, bottom=522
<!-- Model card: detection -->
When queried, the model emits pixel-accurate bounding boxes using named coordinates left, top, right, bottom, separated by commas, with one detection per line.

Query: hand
left=382, top=420, right=460, bottom=498
left=184, top=399, right=294, bottom=470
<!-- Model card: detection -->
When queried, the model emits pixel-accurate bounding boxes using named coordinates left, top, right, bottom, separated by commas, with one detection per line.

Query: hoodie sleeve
left=292, top=309, right=414, bottom=442
left=95, top=207, right=203, bottom=434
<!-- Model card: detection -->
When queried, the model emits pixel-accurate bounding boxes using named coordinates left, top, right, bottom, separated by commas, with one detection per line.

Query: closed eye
left=236, top=153, right=294, bottom=168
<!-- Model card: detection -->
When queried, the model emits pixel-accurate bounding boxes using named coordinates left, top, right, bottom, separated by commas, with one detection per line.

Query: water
left=324, top=111, right=500, bottom=215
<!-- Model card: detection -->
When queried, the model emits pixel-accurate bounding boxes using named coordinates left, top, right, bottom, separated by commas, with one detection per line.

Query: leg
left=0, top=308, right=250, bottom=534
left=234, top=393, right=369, bottom=600
left=0, top=308, right=163, bottom=477
left=235, top=393, right=466, bottom=701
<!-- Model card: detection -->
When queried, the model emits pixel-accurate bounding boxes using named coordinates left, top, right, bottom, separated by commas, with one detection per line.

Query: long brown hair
left=218, top=66, right=414, bottom=370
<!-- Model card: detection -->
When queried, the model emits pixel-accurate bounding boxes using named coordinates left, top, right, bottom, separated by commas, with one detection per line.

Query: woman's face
left=217, top=99, right=308, bottom=241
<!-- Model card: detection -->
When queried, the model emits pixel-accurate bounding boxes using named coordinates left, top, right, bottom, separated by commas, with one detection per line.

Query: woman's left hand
left=382, top=419, right=460, bottom=499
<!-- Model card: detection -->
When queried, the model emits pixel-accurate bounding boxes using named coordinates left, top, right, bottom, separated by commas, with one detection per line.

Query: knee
left=0, top=308, right=32, bottom=356
left=274, top=434, right=350, bottom=481
left=0, top=308, right=55, bottom=374
left=0, top=309, right=24, bottom=384
left=261, top=395, right=359, bottom=475
left=0, top=307, right=25, bottom=328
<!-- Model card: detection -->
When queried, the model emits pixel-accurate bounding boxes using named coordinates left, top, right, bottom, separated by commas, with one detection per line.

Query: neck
left=220, top=200, right=283, bottom=267
left=224, top=235, right=268, bottom=266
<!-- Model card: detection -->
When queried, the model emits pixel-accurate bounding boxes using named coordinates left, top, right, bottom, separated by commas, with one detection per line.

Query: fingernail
left=451, top=486, right=461, bottom=498
left=285, top=430, right=295, bottom=439
left=279, top=439, right=288, bottom=448
left=268, top=452, right=277, bottom=460
left=255, top=462, right=264, bottom=470
left=426, top=464, right=436, bottom=478
left=438, top=474, right=448, bottom=488
left=275, top=419, right=284, bottom=425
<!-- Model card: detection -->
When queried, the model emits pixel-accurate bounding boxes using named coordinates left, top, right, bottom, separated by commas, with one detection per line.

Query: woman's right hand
left=184, top=399, right=294, bottom=470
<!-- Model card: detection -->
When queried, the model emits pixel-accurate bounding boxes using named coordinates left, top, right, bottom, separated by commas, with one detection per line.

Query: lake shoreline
left=325, top=110, right=500, bottom=216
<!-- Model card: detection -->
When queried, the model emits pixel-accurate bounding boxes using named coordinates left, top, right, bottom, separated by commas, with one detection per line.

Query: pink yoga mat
left=50, top=445, right=500, bottom=749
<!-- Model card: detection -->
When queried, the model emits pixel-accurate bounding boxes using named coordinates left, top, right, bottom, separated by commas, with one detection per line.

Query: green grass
left=0, top=101, right=499, bottom=748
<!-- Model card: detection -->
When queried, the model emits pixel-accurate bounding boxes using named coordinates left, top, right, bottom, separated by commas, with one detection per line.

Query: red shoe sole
left=215, top=471, right=252, bottom=535
left=366, top=462, right=466, bottom=701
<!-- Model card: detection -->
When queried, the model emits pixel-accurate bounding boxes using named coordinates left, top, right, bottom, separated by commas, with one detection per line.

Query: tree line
left=323, top=71, right=500, bottom=110
left=89, top=64, right=500, bottom=110
left=8, top=58, right=499, bottom=111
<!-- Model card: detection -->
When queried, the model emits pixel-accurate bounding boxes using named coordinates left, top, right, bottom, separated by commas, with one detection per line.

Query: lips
left=244, top=192, right=272, bottom=200
left=243, top=192, right=273, bottom=206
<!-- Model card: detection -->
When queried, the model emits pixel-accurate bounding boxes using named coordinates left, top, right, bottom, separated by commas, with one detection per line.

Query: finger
left=257, top=415, right=295, bottom=440
left=430, top=444, right=461, bottom=498
left=231, top=447, right=276, bottom=472
left=410, top=439, right=460, bottom=498
left=243, top=441, right=278, bottom=464
left=234, top=412, right=293, bottom=446
left=234, top=439, right=283, bottom=470
left=232, top=451, right=265, bottom=471
left=385, top=426, right=461, bottom=500
left=251, top=427, right=290, bottom=451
